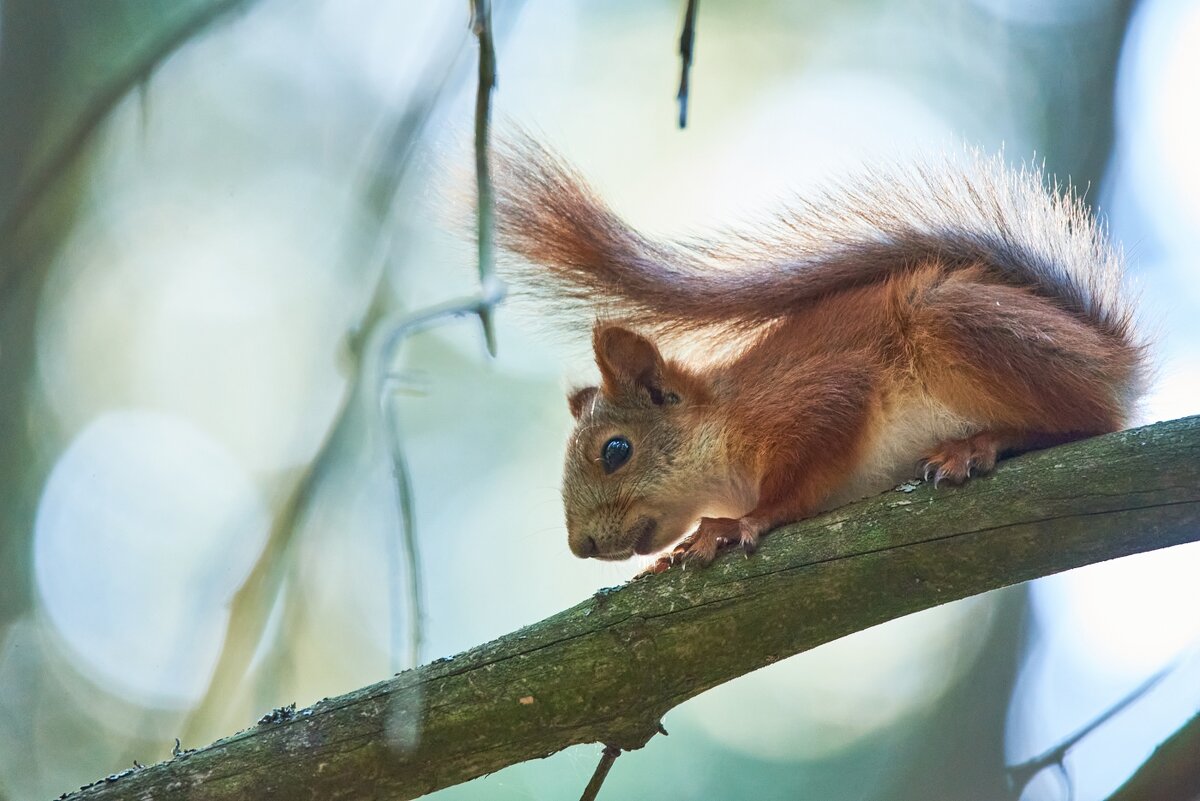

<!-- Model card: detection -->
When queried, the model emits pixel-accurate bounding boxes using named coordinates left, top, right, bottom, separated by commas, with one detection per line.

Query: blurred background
left=1, top=0, right=1198, bottom=799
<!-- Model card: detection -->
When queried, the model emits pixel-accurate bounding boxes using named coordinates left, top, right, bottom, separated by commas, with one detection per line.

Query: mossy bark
left=62, top=416, right=1200, bottom=801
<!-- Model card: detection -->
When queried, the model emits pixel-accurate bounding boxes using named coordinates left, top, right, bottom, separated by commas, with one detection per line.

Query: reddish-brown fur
left=495, top=138, right=1147, bottom=567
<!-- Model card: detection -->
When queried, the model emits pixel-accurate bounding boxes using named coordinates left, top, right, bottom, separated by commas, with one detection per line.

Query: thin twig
left=189, top=0, right=524, bottom=734
left=471, top=0, right=501, bottom=355
left=357, top=33, right=472, bottom=677
left=381, top=400, right=421, bottom=669
left=374, top=287, right=506, bottom=668
left=676, top=0, right=699, bottom=128
left=180, top=20, right=476, bottom=744
left=579, top=745, right=621, bottom=801
left=1006, top=659, right=1178, bottom=798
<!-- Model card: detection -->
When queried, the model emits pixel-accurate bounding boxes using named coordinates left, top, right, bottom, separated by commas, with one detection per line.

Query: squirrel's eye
left=601, top=436, right=632, bottom=474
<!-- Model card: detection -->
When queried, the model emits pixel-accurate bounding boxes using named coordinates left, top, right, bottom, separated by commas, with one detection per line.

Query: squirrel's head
left=561, top=324, right=719, bottom=560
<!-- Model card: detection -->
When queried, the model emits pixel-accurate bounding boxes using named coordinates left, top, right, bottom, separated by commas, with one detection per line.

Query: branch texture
left=63, top=416, right=1200, bottom=800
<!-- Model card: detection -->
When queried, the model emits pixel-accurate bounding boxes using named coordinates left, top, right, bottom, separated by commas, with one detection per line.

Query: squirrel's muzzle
left=571, top=535, right=599, bottom=558
left=566, top=516, right=659, bottom=560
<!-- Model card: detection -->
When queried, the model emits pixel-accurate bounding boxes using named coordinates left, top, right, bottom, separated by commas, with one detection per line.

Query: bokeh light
left=683, top=595, right=996, bottom=761
left=33, top=410, right=269, bottom=706
left=36, top=153, right=362, bottom=474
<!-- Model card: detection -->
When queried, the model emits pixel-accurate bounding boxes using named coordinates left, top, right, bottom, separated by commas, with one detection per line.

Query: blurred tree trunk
left=0, top=0, right=253, bottom=665
left=1107, top=712, right=1200, bottom=801
left=888, top=2, right=1140, bottom=796
left=59, top=416, right=1200, bottom=801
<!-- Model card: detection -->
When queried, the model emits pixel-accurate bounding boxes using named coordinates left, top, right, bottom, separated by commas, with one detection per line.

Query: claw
left=922, top=433, right=1001, bottom=488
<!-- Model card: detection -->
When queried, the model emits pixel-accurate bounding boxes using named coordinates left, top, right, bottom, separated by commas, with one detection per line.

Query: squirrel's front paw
left=672, top=517, right=760, bottom=568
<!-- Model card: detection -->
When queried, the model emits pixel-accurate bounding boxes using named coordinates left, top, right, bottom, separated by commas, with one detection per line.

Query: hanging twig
left=471, top=0, right=502, bottom=355
left=579, top=745, right=622, bottom=801
left=676, top=0, right=699, bottom=128
left=342, top=29, right=474, bottom=677
left=373, top=287, right=506, bottom=667
left=364, top=0, right=509, bottom=667
left=180, top=21, right=478, bottom=745
left=381, top=397, right=422, bottom=670
left=188, top=0, right=521, bottom=736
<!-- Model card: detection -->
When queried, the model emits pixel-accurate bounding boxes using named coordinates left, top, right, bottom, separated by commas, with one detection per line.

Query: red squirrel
left=494, top=139, right=1147, bottom=571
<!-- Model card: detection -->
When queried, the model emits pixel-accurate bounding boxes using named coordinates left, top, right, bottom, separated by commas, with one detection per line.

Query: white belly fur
left=819, top=394, right=977, bottom=511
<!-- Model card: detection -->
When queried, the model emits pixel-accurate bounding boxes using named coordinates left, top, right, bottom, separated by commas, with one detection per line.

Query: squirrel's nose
left=571, top=535, right=599, bottom=558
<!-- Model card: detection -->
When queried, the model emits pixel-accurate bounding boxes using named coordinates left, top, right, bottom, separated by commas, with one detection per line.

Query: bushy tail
left=493, top=136, right=1136, bottom=344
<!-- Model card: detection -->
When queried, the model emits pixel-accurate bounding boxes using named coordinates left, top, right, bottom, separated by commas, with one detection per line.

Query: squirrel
left=493, top=138, right=1148, bottom=571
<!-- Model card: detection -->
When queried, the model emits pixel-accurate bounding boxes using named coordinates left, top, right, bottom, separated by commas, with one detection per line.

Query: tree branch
left=61, top=416, right=1200, bottom=800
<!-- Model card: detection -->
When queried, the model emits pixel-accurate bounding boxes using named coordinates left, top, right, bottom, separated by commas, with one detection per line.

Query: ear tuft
left=593, top=324, right=666, bottom=402
left=567, top=386, right=599, bottom=419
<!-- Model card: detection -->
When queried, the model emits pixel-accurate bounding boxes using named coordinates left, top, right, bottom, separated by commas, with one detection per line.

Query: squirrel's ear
left=567, top=386, right=599, bottom=419
left=593, top=324, right=668, bottom=404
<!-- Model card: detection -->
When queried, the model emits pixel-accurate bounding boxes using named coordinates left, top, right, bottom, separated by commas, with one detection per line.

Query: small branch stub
left=579, top=745, right=622, bottom=801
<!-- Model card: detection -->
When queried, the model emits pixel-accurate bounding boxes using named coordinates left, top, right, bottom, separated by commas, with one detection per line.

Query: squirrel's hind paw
left=920, top=432, right=1001, bottom=487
